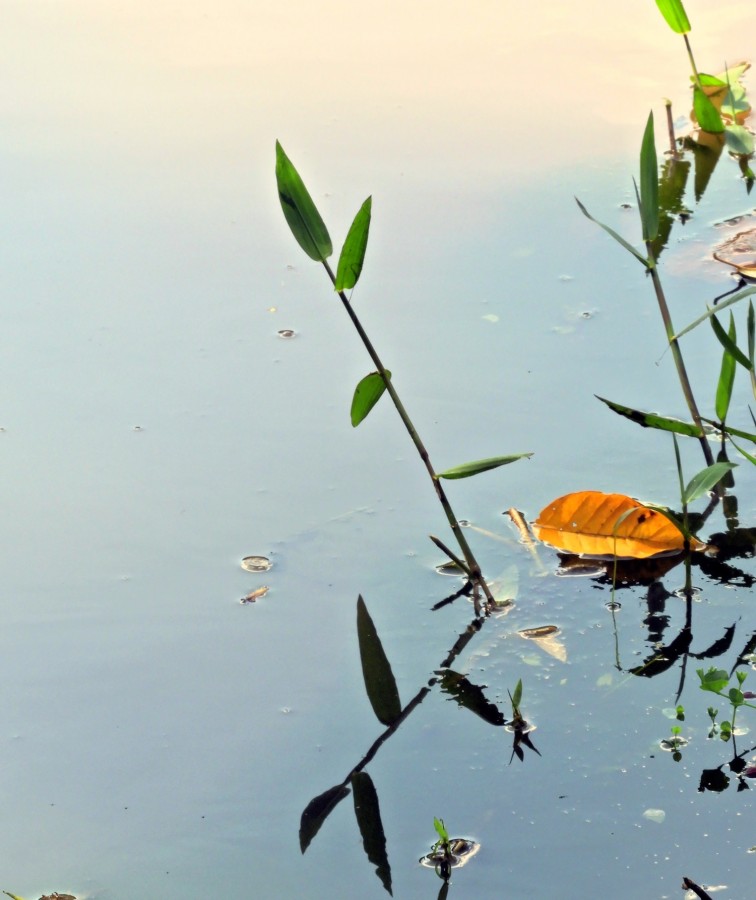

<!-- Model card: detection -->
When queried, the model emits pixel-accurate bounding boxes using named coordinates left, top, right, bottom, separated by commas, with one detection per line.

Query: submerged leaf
left=335, top=196, right=372, bottom=291
left=300, top=783, right=351, bottom=853
left=352, top=772, right=393, bottom=895
left=351, top=371, right=391, bottom=427
left=437, top=453, right=532, bottom=480
left=655, top=0, right=691, bottom=33
left=275, top=141, right=333, bottom=262
left=532, top=491, right=706, bottom=559
left=357, top=596, right=402, bottom=726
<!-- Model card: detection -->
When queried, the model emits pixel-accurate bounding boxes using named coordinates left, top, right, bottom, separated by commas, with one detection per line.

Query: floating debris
left=277, top=328, right=297, bottom=338
left=518, top=625, right=559, bottom=639
left=241, top=555, right=272, bottom=572
left=642, top=808, right=666, bottom=824
left=241, top=586, right=269, bottom=604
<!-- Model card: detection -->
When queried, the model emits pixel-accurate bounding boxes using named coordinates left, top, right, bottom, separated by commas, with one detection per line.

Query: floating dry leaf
left=532, top=491, right=705, bottom=559
left=241, top=586, right=269, bottom=604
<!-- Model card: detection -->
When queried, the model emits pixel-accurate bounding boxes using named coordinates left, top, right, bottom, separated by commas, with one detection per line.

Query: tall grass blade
left=336, top=196, right=372, bottom=291
left=715, top=314, right=738, bottom=422
left=437, top=453, right=533, bottom=480
left=575, top=198, right=649, bottom=267
left=724, top=125, right=755, bottom=156
left=357, top=596, right=402, bottom=727
left=596, top=396, right=703, bottom=436
left=640, top=112, right=659, bottom=243
left=275, top=141, right=333, bottom=262
left=710, top=313, right=751, bottom=370
left=672, top=287, right=756, bottom=340
left=655, top=0, right=691, bottom=33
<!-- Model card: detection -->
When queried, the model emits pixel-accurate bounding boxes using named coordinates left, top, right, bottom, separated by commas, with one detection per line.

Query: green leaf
left=575, top=197, right=650, bottom=268
left=698, top=73, right=728, bottom=88
left=275, top=141, right=333, bottom=262
left=683, top=461, right=737, bottom=504
left=335, top=196, right=372, bottom=291
left=3, top=894, right=26, bottom=900
left=710, top=313, right=752, bottom=370
left=356, top=596, right=402, bottom=727
left=596, top=395, right=703, bottom=436
left=728, top=687, right=745, bottom=707
left=351, top=371, right=391, bottom=427
left=437, top=453, right=532, bottom=480
left=729, top=437, right=756, bottom=465
left=511, top=678, right=523, bottom=710
left=672, top=286, right=756, bottom=340
left=698, top=667, right=730, bottom=694
left=715, top=313, right=738, bottom=422
left=640, top=112, right=659, bottom=243
left=693, top=86, right=724, bottom=134
left=655, top=0, right=691, bottom=32
left=300, top=783, right=351, bottom=853
left=724, top=124, right=755, bottom=156
left=433, top=817, right=449, bottom=843
left=716, top=422, right=756, bottom=445
left=351, top=772, right=393, bottom=895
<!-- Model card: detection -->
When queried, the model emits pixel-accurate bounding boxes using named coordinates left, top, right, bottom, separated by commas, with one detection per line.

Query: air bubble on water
left=241, top=556, right=272, bottom=572
left=277, top=329, right=296, bottom=339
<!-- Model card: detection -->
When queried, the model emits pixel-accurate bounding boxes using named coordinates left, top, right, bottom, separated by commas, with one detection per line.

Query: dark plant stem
left=322, top=259, right=496, bottom=607
left=683, top=34, right=702, bottom=88
left=646, top=253, right=715, bottom=467
left=664, top=100, right=678, bottom=157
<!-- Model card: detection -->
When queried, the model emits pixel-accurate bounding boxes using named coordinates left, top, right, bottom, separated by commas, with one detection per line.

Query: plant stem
left=683, top=34, right=702, bottom=88
left=322, top=259, right=495, bottom=607
left=646, top=252, right=715, bottom=466
left=664, top=100, right=678, bottom=157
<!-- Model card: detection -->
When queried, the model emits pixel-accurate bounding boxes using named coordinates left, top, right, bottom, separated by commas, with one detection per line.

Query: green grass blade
left=351, top=371, right=390, bottom=427
left=335, top=196, right=372, bottom=291
left=640, top=112, right=659, bottom=243
left=710, top=312, right=751, bottom=370
left=356, top=596, right=402, bottom=727
left=715, top=313, right=738, bottom=422
left=655, top=0, right=691, bottom=33
left=683, top=461, right=737, bottom=504
left=728, top=436, right=756, bottom=466
left=672, top=287, right=756, bottom=340
left=595, top=395, right=703, bottom=436
left=693, top=86, right=724, bottom=133
left=437, top=453, right=532, bottom=480
left=275, top=141, right=333, bottom=262
left=575, top=198, right=649, bottom=267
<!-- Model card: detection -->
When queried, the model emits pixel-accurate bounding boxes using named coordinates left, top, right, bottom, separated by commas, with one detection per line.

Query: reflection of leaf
left=357, top=596, right=402, bottom=726
left=351, top=772, right=393, bottom=895
left=532, top=491, right=706, bottom=559
left=692, top=624, right=736, bottom=660
left=300, top=783, right=350, bottom=853
left=725, top=125, right=755, bottom=157
left=335, top=196, right=372, bottom=291
left=351, top=371, right=391, bottom=427
left=437, top=453, right=532, bottom=480
left=275, top=141, right=332, bottom=262
left=438, top=670, right=506, bottom=727
left=682, top=132, right=724, bottom=201
left=650, top=155, right=691, bottom=260
left=630, top=629, right=692, bottom=678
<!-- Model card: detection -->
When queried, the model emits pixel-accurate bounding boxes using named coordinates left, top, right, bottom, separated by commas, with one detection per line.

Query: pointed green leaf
left=3, top=894, right=26, bottom=900
left=335, top=196, right=372, bottom=291
left=300, top=783, right=351, bottom=853
left=640, top=112, right=659, bottom=243
left=357, top=596, right=401, bottom=727
left=575, top=197, right=650, bottom=267
left=437, top=453, right=532, bottom=480
left=596, top=395, right=704, bottom=436
left=724, top=124, right=755, bottom=156
left=655, top=0, right=691, bottom=33
left=683, top=461, right=737, bottom=504
left=728, top=436, right=756, bottom=465
left=275, top=141, right=332, bottom=262
left=433, top=817, right=449, bottom=843
left=351, top=371, right=391, bottom=427
left=715, top=313, right=738, bottom=422
left=351, top=772, right=393, bottom=895
left=511, top=678, right=523, bottom=710
left=714, top=422, right=756, bottom=444
left=672, top=287, right=756, bottom=340
left=693, top=86, right=724, bottom=134
left=711, top=312, right=751, bottom=370
left=697, top=667, right=730, bottom=694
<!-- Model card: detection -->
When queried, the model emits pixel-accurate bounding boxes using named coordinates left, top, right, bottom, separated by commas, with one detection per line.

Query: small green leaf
left=351, top=772, right=393, bottom=895
left=275, top=141, right=333, bottom=262
left=351, top=371, right=391, bottom=427
left=655, top=0, right=691, bottom=33
left=335, top=196, right=372, bottom=291
left=693, top=86, right=724, bottom=134
left=575, top=198, right=650, bottom=267
left=511, top=678, right=523, bottom=710
left=640, top=112, right=659, bottom=243
left=717, top=423, right=756, bottom=445
left=710, top=312, right=751, bottom=370
left=724, top=124, right=755, bottom=156
left=357, top=596, right=402, bottom=727
left=434, top=817, right=449, bottom=843
left=728, top=687, right=745, bottom=707
left=698, top=667, right=730, bottom=693
left=437, top=453, right=532, bottom=480
left=596, top=396, right=703, bottom=436
left=715, top=313, right=738, bottom=422
left=683, top=462, right=737, bottom=504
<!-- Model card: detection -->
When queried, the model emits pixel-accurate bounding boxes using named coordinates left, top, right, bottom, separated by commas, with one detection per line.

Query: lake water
left=3, top=2, right=756, bottom=898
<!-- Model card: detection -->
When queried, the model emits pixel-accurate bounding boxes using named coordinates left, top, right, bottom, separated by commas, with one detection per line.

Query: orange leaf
left=531, top=491, right=705, bottom=559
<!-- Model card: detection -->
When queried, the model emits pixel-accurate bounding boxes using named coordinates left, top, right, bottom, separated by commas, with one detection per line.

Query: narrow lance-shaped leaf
left=335, top=197, right=372, bottom=291
left=710, top=313, right=751, bottom=370
left=300, top=783, right=351, bottom=853
left=351, top=772, right=393, bottom=895
left=351, top=371, right=391, bottom=427
left=596, top=395, right=704, bottom=437
left=437, top=453, right=532, bottom=480
left=693, top=86, right=724, bottom=134
left=715, top=313, right=738, bottom=422
left=357, top=596, right=402, bottom=727
left=683, top=461, right=737, bottom=505
left=672, top=286, right=756, bottom=340
left=640, top=112, right=659, bottom=243
left=275, top=141, right=333, bottom=262
left=575, top=197, right=650, bottom=268
left=655, top=0, right=691, bottom=33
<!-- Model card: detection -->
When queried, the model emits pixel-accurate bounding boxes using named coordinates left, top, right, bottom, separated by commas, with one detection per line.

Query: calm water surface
left=3, top=1, right=756, bottom=898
